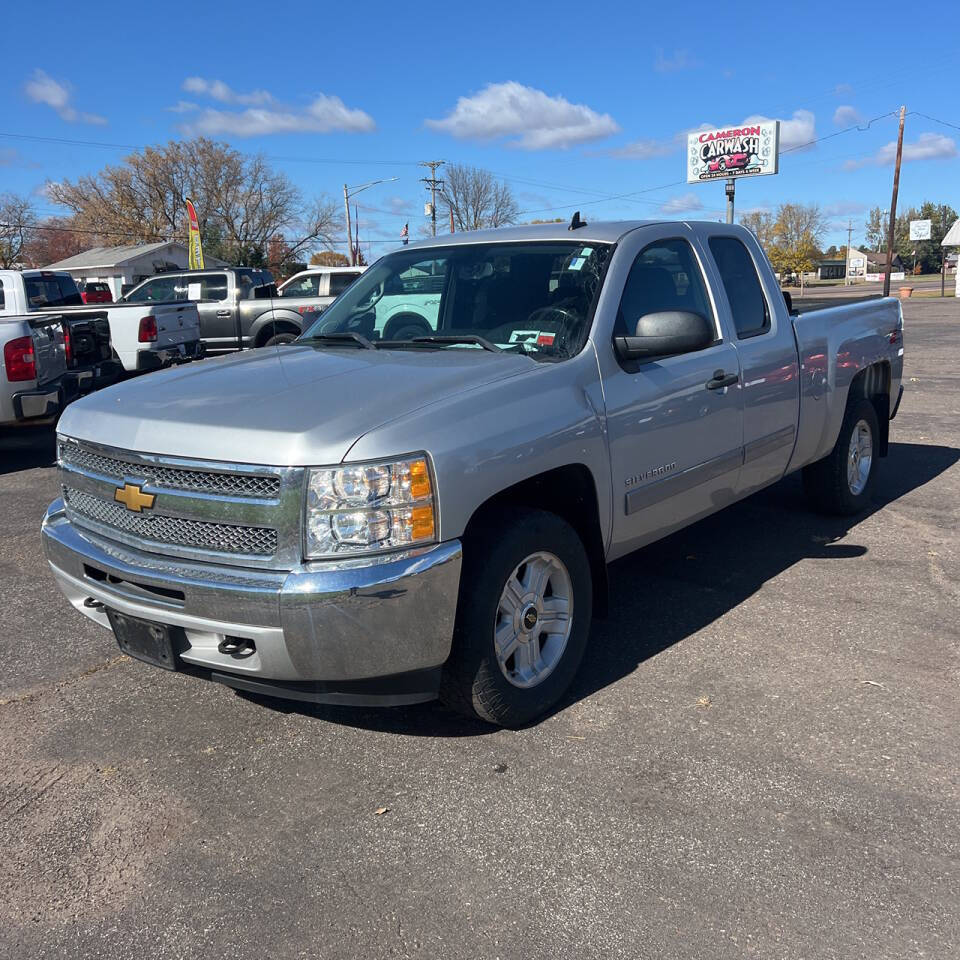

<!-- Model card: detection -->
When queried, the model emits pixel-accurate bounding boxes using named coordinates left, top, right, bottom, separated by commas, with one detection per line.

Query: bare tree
left=739, top=210, right=775, bottom=251
left=0, top=193, right=37, bottom=268
left=439, top=164, right=519, bottom=233
left=48, top=138, right=341, bottom=265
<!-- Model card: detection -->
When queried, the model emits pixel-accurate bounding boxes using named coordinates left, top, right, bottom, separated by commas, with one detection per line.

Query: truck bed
left=789, top=296, right=903, bottom=470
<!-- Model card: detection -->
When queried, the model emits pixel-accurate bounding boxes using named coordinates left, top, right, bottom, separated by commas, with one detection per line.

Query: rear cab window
left=708, top=237, right=770, bottom=339
left=23, top=273, right=83, bottom=309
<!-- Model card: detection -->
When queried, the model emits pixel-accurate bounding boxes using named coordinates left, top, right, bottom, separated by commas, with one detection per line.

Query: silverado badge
left=114, top=483, right=155, bottom=513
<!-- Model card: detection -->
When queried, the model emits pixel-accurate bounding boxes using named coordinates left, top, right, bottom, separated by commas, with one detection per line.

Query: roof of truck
left=404, top=220, right=669, bottom=250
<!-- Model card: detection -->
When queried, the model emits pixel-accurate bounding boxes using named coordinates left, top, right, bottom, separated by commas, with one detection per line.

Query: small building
left=942, top=219, right=960, bottom=296
left=846, top=246, right=905, bottom=282
left=44, top=241, right=229, bottom=300
left=816, top=259, right=847, bottom=280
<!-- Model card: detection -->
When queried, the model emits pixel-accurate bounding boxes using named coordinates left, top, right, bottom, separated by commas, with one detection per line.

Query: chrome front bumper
left=42, top=500, right=462, bottom=704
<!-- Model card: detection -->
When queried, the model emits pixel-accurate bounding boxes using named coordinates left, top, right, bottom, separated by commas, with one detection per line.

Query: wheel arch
left=252, top=313, right=302, bottom=347
left=848, top=360, right=891, bottom=456
left=462, top=463, right=609, bottom=618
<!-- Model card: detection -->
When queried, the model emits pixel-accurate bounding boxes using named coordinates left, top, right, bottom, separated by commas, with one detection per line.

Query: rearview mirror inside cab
left=614, top=311, right=714, bottom=361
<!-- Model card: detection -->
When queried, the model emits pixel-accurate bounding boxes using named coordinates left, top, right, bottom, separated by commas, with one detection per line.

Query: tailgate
left=28, top=315, right=67, bottom=386
left=153, top=302, right=201, bottom=348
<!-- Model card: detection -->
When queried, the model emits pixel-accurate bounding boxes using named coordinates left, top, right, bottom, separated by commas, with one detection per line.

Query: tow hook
left=218, top=637, right=255, bottom=657
left=83, top=597, right=105, bottom=611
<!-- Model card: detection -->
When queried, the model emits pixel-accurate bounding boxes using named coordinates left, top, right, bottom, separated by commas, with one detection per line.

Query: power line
left=907, top=111, right=960, bottom=133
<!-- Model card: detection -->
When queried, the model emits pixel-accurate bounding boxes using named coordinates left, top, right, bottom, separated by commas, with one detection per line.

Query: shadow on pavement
left=0, top=427, right=57, bottom=475
left=240, top=440, right=958, bottom=737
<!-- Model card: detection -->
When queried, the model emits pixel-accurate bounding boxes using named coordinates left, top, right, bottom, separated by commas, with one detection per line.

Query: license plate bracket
left=107, top=609, right=179, bottom=671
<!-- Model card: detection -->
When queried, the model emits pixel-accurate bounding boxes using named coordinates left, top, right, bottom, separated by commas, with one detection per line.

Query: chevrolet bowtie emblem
left=114, top=483, right=155, bottom=513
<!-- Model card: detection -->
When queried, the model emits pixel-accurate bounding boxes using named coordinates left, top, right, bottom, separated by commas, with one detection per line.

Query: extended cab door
left=186, top=273, right=235, bottom=348
left=596, top=225, right=744, bottom=560
left=696, top=226, right=800, bottom=497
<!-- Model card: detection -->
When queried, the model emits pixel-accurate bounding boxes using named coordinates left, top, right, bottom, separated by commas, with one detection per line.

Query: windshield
left=300, top=241, right=611, bottom=360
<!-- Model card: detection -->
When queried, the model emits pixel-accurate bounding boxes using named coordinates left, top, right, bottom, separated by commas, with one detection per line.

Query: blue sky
left=2, top=0, right=957, bottom=256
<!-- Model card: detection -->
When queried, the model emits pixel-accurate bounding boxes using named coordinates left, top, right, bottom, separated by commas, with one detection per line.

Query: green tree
left=767, top=203, right=826, bottom=293
left=893, top=201, right=958, bottom=274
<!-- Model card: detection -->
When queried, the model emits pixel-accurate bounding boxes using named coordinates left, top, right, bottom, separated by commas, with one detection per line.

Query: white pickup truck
left=0, top=270, right=203, bottom=373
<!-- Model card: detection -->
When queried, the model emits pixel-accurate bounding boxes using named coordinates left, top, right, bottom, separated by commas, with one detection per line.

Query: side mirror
left=783, top=290, right=795, bottom=315
left=614, top=311, right=714, bottom=361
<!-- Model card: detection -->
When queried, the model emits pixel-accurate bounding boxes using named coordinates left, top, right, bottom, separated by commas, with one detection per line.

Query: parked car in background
left=121, top=267, right=332, bottom=352
left=79, top=281, right=113, bottom=304
left=0, top=270, right=203, bottom=374
left=1, top=313, right=77, bottom=428
left=278, top=266, right=365, bottom=300
left=42, top=220, right=904, bottom=727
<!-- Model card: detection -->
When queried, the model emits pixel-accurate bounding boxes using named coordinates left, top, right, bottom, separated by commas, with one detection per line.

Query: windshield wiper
left=410, top=335, right=502, bottom=353
left=302, top=331, right=375, bottom=349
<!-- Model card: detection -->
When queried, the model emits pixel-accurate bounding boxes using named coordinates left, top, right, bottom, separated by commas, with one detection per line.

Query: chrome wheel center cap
left=521, top=605, right=539, bottom=633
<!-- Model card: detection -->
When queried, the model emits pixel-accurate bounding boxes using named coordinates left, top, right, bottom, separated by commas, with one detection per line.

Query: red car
left=707, top=152, right=750, bottom=173
left=79, top=281, right=113, bottom=304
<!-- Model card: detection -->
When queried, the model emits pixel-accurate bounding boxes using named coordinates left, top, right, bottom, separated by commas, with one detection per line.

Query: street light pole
left=342, top=177, right=400, bottom=266
left=343, top=184, right=353, bottom=266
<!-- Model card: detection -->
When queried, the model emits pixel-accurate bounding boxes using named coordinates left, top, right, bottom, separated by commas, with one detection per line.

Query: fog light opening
left=218, top=636, right=256, bottom=658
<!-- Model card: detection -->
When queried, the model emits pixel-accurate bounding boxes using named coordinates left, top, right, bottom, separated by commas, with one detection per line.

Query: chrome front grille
left=58, top=440, right=281, bottom=499
left=58, top=437, right=305, bottom=569
left=63, top=488, right=278, bottom=557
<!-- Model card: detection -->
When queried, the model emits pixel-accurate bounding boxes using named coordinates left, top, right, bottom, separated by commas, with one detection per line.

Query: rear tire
left=802, top=397, right=880, bottom=515
left=440, top=507, right=592, bottom=728
left=263, top=331, right=298, bottom=347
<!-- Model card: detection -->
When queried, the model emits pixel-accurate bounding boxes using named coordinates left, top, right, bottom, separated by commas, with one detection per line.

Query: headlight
left=305, top=455, right=436, bottom=559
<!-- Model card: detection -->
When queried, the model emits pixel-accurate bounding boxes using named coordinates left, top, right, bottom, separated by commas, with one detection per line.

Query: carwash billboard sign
left=687, top=121, right=780, bottom=183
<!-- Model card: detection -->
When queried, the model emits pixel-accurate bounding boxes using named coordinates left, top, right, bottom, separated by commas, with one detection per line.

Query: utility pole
left=845, top=219, right=853, bottom=286
left=343, top=184, right=354, bottom=266
left=725, top=178, right=736, bottom=225
left=420, top=161, right=444, bottom=237
left=883, top=105, right=906, bottom=298
left=942, top=204, right=948, bottom=299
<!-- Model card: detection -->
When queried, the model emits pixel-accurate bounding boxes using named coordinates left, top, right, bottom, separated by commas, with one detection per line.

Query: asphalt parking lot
left=2, top=299, right=958, bottom=959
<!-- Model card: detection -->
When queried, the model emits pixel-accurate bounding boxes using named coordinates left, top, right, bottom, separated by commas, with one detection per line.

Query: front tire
left=440, top=508, right=593, bottom=727
left=802, top=397, right=880, bottom=515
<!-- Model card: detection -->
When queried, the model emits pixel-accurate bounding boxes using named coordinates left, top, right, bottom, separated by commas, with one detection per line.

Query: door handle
left=706, top=369, right=739, bottom=390
left=216, top=310, right=232, bottom=318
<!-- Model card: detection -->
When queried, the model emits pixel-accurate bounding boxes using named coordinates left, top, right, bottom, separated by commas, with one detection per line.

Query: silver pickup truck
left=42, top=220, right=904, bottom=726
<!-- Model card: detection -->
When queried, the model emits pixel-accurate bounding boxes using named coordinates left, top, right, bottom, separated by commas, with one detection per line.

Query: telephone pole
left=420, top=160, right=444, bottom=237
left=883, top=105, right=906, bottom=298
left=845, top=219, right=853, bottom=285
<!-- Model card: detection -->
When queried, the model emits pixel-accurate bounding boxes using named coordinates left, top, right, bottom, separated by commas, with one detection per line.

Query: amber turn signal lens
left=410, top=505, right=435, bottom=540
left=409, top=458, right=432, bottom=500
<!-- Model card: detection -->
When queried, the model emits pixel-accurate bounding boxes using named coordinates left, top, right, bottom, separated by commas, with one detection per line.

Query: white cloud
left=609, top=138, right=678, bottom=159
left=425, top=82, right=619, bottom=150
left=167, top=100, right=199, bottom=114
left=824, top=200, right=867, bottom=217
left=742, top=109, right=816, bottom=152
left=845, top=132, right=957, bottom=169
left=659, top=193, right=704, bottom=214
left=654, top=49, right=699, bottom=73
left=182, top=94, right=375, bottom=137
left=182, top=77, right=273, bottom=107
left=833, top=105, right=862, bottom=126
left=24, top=69, right=106, bottom=125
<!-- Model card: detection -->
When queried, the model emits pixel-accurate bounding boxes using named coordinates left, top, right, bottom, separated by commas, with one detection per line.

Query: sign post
left=687, top=121, right=780, bottom=224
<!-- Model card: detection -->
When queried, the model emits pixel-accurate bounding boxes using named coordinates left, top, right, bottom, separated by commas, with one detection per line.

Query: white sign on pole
left=687, top=121, right=780, bottom=183
left=909, top=219, right=932, bottom=241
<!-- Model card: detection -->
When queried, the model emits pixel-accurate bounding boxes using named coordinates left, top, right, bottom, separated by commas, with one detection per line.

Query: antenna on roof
left=568, top=211, right=587, bottom=231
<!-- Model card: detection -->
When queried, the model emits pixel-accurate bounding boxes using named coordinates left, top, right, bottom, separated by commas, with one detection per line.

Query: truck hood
left=57, top=343, right=532, bottom=465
